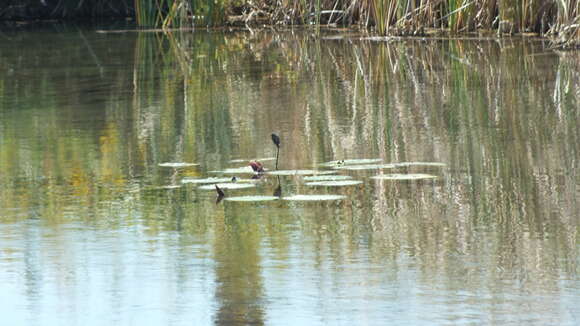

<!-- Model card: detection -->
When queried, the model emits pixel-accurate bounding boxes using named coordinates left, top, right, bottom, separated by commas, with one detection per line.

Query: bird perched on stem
left=271, top=133, right=280, bottom=170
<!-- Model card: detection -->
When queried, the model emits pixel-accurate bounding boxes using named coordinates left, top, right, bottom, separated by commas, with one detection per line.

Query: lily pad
left=181, top=177, right=232, bottom=184
left=334, top=164, right=397, bottom=170
left=283, top=194, right=346, bottom=201
left=224, top=196, right=279, bottom=202
left=210, top=166, right=260, bottom=174
left=267, top=170, right=336, bottom=176
left=305, top=180, right=363, bottom=187
left=198, top=183, right=256, bottom=190
left=371, top=174, right=438, bottom=180
left=393, top=162, right=446, bottom=167
left=229, top=157, right=276, bottom=163
left=159, top=162, right=199, bottom=168
left=303, top=175, right=353, bottom=181
left=233, top=178, right=264, bottom=183
left=319, top=158, right=382, bottom=167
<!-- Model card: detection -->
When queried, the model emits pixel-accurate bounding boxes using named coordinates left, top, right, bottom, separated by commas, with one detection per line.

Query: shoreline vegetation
left=1, top=0, right=578, bottom=47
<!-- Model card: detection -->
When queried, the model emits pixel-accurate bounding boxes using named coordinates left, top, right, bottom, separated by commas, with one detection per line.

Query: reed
left=132, top=0, right=229, bottom=27
left=362, top=0, right=578, bottom=44
left=550, top=0, right=580, bottom=46
left=0, top=1, right=578, bottom=45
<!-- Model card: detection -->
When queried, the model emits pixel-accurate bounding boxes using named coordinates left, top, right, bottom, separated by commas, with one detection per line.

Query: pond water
left=0, top=25, right=578, bottom=325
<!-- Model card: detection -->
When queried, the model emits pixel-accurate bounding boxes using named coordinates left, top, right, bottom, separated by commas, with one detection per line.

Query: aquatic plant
left=199, top=183, right=255, bottom=190
left=371, top=174, right=438, bottom=180
left=134, top=0, right=228, bottom=27
left=282, top=194, right=347, bottom=201
left=303, top=175, right=353, bottom=181
left=211, top=166, right=258, bottom=174
left=2, top=1, right=577, bottom=45
left=224, top=195, right=279, bottom=202
left=267, top=170, right=337, bottom=176
left=158, top=162, right=199, bottom=168
left=305, top=180, right=363, bottom=186
left=181, top=177, right=232, bottom=184
left=319, top=158, right=382, bottom=167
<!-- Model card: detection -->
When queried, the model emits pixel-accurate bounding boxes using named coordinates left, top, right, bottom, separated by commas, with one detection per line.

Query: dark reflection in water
left=0, top=25, right=578, bottom=325
left=214, top=207, right=265, bottom=325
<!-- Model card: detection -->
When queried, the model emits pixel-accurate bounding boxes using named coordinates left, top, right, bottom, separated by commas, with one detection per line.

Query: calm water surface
left=0, top=25, right=578, bottom=325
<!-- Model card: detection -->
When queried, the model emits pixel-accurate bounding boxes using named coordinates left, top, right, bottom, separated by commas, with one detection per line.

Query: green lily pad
left=224, top=196, right=280, bottom=202
left=198, top=183, right=255, bottom=190
left=267, top=170, right=336, bottom=176
left=158, top=185, right=182, bottom=189
left=393, top=162, right=446, bottom=167
left=371, top=174, right=438, bottom=180
left=305, top=180, right=363, bottom=187
left=303, top=175, right=353, bottom=181
left=181, top=177, right=232, bottom=184
left=210, top=166, right=260, bottom=174
left=159, top=162, right=199, bottom=168
left=319, top=158, right=382, bottom=167
left=283, top=194, right=346, bottom=201
left=232, top=178, right=263, bottom=183
left=229, top=157, right=276, bottom=163
left=334, top=164, right=397, bottom=170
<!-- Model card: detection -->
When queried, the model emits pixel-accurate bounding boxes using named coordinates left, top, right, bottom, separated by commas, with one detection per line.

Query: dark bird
left=249, top=161, right=264, bottom=173
left=271, top=133, right=280, bottom=170
left=215, top=184, right=225, bottom=204
left=271, top=133, right=281, bottom=148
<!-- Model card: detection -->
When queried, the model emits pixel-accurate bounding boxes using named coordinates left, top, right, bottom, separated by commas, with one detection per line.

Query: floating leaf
left=334, top=164, right=397, bottom=170
left=181, top=177, right=232, bottom=184
left=232, top=178, right=263, bottom=183
left=283, top=194, right=346, bottom=201
left=305, top=180, right=363, bottom=187
left=393, top=162, right=446, bottom=167
left=198, top=183, right=255, bottom=190
left=303, top=175, right=353, bottom=181
left=371, top=174, right=438, bottom=180
left=159, top=162, right=199, bottom=168
left=225, top=196, right=280, bottom=202
left=210, top=166, right=259, bottom=174
left=319, top=158, right=382, bottom=167
left=229, top=157, right=276, bottom=163
left=267, top=170, right=336, bottom=176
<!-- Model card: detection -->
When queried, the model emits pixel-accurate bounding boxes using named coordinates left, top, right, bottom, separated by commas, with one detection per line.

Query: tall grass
left=293, top=0, right=577, bottom=44
left=0, top=1, right=578, bottom=45
left=133, top=0, right=230, bottom=27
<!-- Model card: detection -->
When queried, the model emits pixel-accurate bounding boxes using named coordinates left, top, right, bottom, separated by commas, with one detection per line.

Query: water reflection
left=214, top=206, right=265, bottom=325
left=0, top=25, right=578, bottom=325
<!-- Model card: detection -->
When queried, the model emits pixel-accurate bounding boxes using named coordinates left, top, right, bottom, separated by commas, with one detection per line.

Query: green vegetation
left=1, top=1, right=578, bottom=45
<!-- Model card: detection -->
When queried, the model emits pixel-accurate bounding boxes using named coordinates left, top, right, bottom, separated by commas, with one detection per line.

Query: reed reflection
left=213, top=208, right=265, bottom=326
left=0, top=27, right=578, bottom=325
